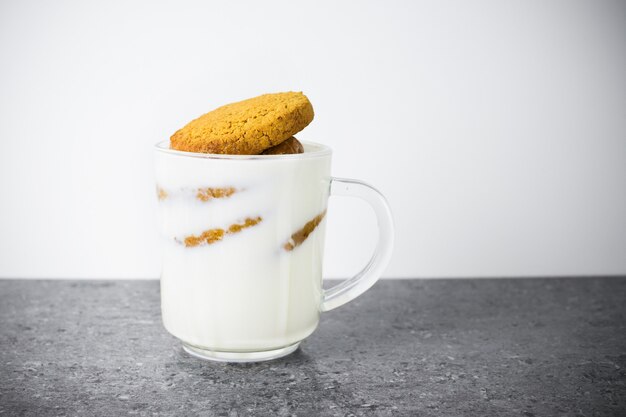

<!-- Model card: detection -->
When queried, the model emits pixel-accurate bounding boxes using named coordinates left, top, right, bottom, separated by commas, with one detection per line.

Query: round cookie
left=261, top=136, right=304, bottom=155
left=170, top=92, right=314, bottom=155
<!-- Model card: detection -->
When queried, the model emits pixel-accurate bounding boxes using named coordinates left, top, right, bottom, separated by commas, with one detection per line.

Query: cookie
left=170, top=92, right=314, bottom=155
left=261, top=136, right=304, bottom=155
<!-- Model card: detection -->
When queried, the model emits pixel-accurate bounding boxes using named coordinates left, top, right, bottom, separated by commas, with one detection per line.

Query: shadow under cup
left=154, top=141, right=333, bottom=362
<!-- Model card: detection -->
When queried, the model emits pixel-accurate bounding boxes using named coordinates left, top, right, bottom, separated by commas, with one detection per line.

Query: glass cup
left=154, top=140, right=394, bottom=362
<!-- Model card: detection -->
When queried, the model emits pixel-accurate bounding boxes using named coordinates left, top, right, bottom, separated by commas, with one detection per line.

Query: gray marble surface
left=0, top=278, right=625, bottom=416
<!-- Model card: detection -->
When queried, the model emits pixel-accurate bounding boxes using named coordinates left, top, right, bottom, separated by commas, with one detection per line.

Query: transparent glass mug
left=154, top=140, right=394, bottom=362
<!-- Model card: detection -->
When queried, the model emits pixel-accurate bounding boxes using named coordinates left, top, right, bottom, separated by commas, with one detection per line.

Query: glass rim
left=154, top=139, right=332, bottom=160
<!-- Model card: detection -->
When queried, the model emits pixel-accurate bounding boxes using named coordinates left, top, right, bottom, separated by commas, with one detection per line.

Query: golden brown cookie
left=261, top=136, right=304, bottom=155
left=170, top=92, right=314, bottom=155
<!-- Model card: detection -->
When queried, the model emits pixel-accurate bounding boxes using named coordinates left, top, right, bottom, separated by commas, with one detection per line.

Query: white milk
left=154, top=142, right=332, bottom=354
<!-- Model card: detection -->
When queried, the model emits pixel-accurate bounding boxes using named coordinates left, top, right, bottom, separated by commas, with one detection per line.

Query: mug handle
left=320, top=177, right=395, bottom=312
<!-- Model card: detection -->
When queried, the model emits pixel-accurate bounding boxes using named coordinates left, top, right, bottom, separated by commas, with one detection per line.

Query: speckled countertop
left=1, top=278, right=625, bottom=416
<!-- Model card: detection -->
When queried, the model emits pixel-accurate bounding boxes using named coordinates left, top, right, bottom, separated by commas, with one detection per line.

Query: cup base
left=182, top=342, right=301, bottom=363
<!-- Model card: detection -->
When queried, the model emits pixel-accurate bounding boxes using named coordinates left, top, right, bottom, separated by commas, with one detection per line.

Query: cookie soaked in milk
left=155, top=142, right=331, bottom=352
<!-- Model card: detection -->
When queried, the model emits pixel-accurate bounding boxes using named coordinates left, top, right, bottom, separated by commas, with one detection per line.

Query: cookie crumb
left=182, top=217, right=263, bottom=247
left=184, top=229, right=225, bottom=247
left=227, top=217, right=262, bottom=234
left=196, top=187, right=236, bottom=202
left=156, top=187, right=168, bottom=201
left=284, top=210, right=327, bottom=251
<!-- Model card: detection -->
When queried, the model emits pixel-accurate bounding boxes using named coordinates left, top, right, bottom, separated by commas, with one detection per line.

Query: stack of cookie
left=162, top=91, right=325, bottom=250
left=170, top=92, right=314, bottom=155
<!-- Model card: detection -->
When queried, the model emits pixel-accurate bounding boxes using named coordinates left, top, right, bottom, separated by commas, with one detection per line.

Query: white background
left=1, top=0, right=625, bottom=279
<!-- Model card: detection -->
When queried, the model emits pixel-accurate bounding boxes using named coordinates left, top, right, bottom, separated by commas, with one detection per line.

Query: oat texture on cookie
left=170, top=92, right=314, bottom=155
